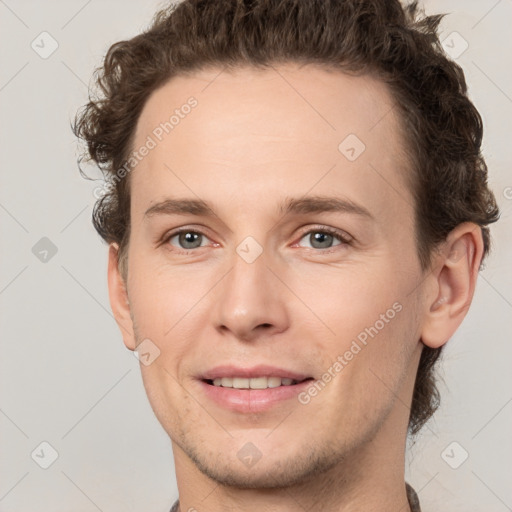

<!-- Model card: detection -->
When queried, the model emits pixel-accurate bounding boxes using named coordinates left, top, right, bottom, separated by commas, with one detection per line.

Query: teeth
left=248, top=377, right=267, bottom=389
left=211, top=376, right=299, bottom=389
left=267, top=377, right=282, bottom=388
left=233, top=377, right=250, bottom=389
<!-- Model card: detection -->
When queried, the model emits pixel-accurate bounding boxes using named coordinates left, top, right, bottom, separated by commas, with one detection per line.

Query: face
left=116, top=64, right=428, bottom=488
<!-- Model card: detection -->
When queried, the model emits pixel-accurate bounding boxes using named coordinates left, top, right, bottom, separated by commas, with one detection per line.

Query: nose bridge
left=213, top=242, right=288, bottom=340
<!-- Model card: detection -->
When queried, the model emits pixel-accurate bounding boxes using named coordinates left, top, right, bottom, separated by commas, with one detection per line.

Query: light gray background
left=0, top=1, right=511, bottom=511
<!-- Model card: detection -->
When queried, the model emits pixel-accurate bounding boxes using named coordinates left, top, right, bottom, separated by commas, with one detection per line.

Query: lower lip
left=197, top=379, right=313, bottom=413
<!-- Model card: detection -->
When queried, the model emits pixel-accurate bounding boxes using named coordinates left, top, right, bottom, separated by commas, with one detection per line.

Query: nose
left=212, top=248, right=290, bottom=343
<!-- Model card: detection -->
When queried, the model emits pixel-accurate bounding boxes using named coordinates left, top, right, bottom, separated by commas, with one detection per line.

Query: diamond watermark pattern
left=31, top=441, right=59, bottom=469
left=441, top=441, right=469, bottom=469
left=31, top=31, right=59, bottom=59
left=236, top=236, right=263, bottom=264
left=441, top=31, right=469, bottom=60
left=338, top=134, right=366, bottom=162
left=134, top=338, right=161, bottom=366
left=32, top=237, right=58, bottom=263
left=237, top=442, right=263, bottom=468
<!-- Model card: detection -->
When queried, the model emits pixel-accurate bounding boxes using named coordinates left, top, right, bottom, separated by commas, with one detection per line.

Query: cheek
left=289, top=259, right=409, bottom=339
left=296, top=297, right=417, bottom=441
left=127, top=253, right=205, bottom=338
left=290, top=259, right=419, bottom=391
left=127, top=258, right=218, bottom=401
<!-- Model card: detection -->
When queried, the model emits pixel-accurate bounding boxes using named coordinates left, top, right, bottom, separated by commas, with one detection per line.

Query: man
left=74, top=0, right=499, bottom=510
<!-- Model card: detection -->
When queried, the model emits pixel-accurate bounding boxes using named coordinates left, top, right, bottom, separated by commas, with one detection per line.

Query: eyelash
left=161, top=226, right=352, bottom=254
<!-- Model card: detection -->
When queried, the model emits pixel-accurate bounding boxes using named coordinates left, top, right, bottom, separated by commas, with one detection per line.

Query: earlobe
left=421, top=223, right=484, bottom=349
left=107, top=243, right=136, bottom=351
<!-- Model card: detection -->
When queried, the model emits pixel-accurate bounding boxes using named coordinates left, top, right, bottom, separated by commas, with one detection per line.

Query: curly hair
left=73, top=0, right=500, bottom=436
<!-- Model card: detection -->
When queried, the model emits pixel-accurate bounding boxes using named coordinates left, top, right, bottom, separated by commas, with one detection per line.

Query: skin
left=107, top=63, right=483, bottom=512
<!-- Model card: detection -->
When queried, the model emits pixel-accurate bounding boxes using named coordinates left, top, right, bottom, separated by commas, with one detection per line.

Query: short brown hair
left=73, top=0, right=500, bottom=436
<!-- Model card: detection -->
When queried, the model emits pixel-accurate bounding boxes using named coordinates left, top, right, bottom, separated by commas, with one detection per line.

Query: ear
left=107, top=242, right=136, bottom=351
left=420, top=222, right=484, bottom=349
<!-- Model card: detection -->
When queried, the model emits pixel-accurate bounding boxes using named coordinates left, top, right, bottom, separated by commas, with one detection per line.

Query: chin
left=183, top=440, right=342, bottom=490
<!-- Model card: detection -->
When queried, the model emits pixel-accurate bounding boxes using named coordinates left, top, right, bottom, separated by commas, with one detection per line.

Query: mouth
left=203, top=376, right=313, bottom=389
left=197, top=365, right=315, bottom=413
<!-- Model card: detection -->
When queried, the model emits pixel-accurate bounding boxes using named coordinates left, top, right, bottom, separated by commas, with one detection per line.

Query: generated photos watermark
left=298, top=301, right=403, bottom=405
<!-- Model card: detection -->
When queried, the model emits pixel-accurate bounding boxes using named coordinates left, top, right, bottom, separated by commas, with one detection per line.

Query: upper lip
left=199, top=365, right=312, bottom=381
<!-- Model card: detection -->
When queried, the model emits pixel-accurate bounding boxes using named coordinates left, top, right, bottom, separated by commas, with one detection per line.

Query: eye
left=161, top=226, right=351, bottom=253
left=164, top=229, right=210, bottom=250
left=296, top=227, right=351, bottom=250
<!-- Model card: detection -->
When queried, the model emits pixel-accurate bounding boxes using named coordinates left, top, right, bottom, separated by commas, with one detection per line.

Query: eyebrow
left=143, top=195, right=374, bottom=221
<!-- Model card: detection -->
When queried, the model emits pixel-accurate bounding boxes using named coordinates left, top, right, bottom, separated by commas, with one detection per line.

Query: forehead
left=130, top=64, right=413, bottom=223
left=135, top=63, right=404, bottom=147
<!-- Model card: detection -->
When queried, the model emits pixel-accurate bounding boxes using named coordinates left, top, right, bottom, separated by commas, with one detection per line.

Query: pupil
left=180, top=232, right=201, bottom=249
left=312, top=232, right=332, bottom=248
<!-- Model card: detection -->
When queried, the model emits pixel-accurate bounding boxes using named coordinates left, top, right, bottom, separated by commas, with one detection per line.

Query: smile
left=207, top=376, right=304, bottom=389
